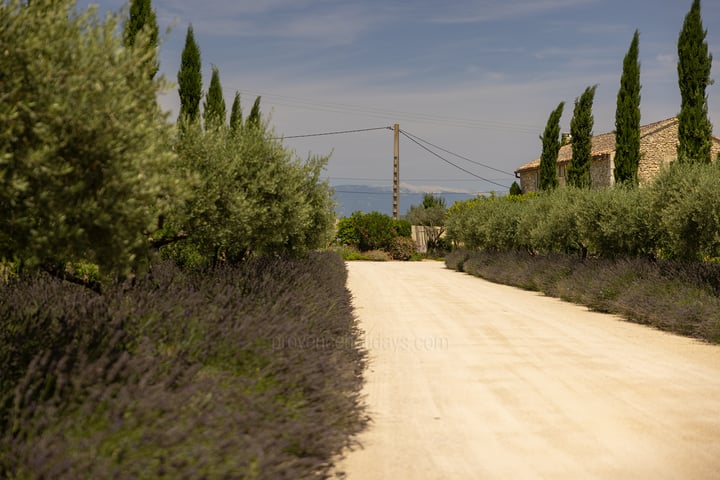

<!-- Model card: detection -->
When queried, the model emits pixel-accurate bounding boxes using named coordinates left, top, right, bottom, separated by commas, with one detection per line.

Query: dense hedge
left=447, top=163, right=720, bottom=261
left=0, top=252, right=366, bottom=479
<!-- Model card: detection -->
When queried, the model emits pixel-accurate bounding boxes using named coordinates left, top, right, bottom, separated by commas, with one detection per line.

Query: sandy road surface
left=334, top=261, right=720, bottom=479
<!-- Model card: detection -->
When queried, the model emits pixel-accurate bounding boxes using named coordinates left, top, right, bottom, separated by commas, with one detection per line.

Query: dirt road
left=335, top=261, right=720, bottom=479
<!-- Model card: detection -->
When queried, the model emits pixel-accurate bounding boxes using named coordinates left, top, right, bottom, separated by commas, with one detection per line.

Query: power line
left=330, top=177, right=507, bottom=182
left=334, top=190, right=393, bottom=195
left=399, top=129, right=510, bottom=190
left=273, top=126, right=391, bottom=140
left=227, top=87, right=541, bottom=133
left=400, top=129, right=515, bottom=176
left=333, top=189, right=486, bottom=196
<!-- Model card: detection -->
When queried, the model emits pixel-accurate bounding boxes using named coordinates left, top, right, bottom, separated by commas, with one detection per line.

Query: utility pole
left=393, top=123, right=400, bottom=220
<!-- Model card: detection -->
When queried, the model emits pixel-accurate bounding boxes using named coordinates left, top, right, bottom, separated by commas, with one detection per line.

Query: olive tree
left=165, top=121, right=335, bottom=266
left=0, top=0, right=183, bottom=278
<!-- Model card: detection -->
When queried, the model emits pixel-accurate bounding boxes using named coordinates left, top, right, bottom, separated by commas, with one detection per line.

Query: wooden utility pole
left=393, top=123, right=400, bottom=220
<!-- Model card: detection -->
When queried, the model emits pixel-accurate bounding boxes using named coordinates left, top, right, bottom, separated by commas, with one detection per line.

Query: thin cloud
left=430, top=0, right=597, bottom=24
left=157, top=1, right=380, bottom=45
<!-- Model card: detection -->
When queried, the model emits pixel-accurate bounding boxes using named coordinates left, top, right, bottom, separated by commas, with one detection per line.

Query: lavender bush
left=0, top=252, right=366, bottom=478
left=448, top=249, right=720, bottom=344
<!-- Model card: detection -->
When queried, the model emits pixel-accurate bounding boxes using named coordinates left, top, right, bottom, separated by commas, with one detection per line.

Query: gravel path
left=335, top=261, right=720, bottom=479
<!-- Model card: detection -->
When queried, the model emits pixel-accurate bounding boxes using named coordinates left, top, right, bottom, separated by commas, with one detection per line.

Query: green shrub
left=167, top=125, right=335, bottom=264
left=388, top=236, right=417, bottom=260
left=335, top=211, right=405, bottom=252
left=393, top=219, right=412, bottom=238
left=447, top=162, right=720, bottom=261
left=336, top=214, right=362, bottom=247
left=356, top=212, right=396, bottom=251
left=648, top=163, right=720, bottom=261
left=575, top=187, right=655, bottom=258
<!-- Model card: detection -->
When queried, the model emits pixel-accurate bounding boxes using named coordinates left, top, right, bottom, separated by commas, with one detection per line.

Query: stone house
left=514, top=117, right=720, bottom=193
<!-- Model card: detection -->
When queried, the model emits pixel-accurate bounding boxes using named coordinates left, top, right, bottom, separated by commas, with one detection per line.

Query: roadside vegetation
left=446, top=249, right=720, bottom=343
left=446, top=157, right=720, bottom=345
left=1, top=1, right=364, bottom=477
left=334, top=194, right=451, bottom=261
left=1, top=253, right=366, bottom=478
left=446, top=0, right=719, bottom=344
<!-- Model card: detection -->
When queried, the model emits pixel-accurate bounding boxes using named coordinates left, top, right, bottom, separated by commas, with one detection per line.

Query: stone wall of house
left=519, top=122, right=720, bottom=192
left=518, top=170, right=538, bottom=193
left=589, top=153, right=614, bottom=188
left=638, top=125, right=679, bottom=185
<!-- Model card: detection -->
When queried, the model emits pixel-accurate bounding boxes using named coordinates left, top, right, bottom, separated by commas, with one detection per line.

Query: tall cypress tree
left=567, top=85, right=597, bottom=188
left=123, top=0, right=159, bottom=79
left=677, top=0, right=713, bottom=164
left=203, top=66, right=226, bottom=130
left=539, top=101, right=564, bottom=191
left=177, top=25, right=202, bottom=124
left=230, top=91, right=242, bottom=132
left=614, top=30, right=641, bottom=186
left=247, top=96, right=262, bottom=128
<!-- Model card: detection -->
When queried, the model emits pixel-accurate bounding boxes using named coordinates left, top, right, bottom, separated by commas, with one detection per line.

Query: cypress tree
left=177, top=25, right=202, bottom=124
left=509, top=181, right=522, bottom=196
left=539, top=101, right=564, bottom=191
left=123, top=0, right=159, bottom=79
left=677, top=0, right=713, bottom=164
left=230, top=91, right=242, bottom=132
left=203, top=66, right=226, bottom=130
left=614, top=30, right=641, bottom=186
left=567, top=85, right=597, bottom=188
left=247, top=96, right=262, bottom=128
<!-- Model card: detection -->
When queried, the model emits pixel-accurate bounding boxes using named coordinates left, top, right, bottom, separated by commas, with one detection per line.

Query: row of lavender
left=1, top=252, right=366, bottom=478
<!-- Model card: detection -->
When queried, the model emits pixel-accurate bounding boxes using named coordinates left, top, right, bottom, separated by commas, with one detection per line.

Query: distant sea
left=332, top=184, right=477, bottom=218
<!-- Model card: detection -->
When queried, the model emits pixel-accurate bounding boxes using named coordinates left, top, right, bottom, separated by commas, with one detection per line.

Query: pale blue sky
left=88, top=0, right=720, bottom=194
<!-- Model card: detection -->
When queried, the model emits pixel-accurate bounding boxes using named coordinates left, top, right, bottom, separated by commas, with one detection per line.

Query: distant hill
left=332, top=184, right=477, bottom=218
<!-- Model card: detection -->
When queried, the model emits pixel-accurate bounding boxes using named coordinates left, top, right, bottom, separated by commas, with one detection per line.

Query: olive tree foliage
left=0, top=0, right=184, bottom=277
left=446, top=163, right=720, bottom=261
left=647, top=162, right=720, bottom=260
left=164, top=120, right=335, bottom=266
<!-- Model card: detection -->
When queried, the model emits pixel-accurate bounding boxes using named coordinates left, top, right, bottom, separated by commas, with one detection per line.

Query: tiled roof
left=515, top=117, right=680, bottom=173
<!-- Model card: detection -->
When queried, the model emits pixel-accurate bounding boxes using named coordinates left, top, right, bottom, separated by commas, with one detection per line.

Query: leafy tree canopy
left=0, top=0, right=184, bottom=278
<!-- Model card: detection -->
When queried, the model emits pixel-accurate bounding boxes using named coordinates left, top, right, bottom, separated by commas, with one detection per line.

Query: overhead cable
left=399, top=130, right=509, bottom=189
left=400, top=129, right=515, bottom=176
left=231, top=87, right=540, bottom=133
left=274, top=126, right=392, bottom=140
